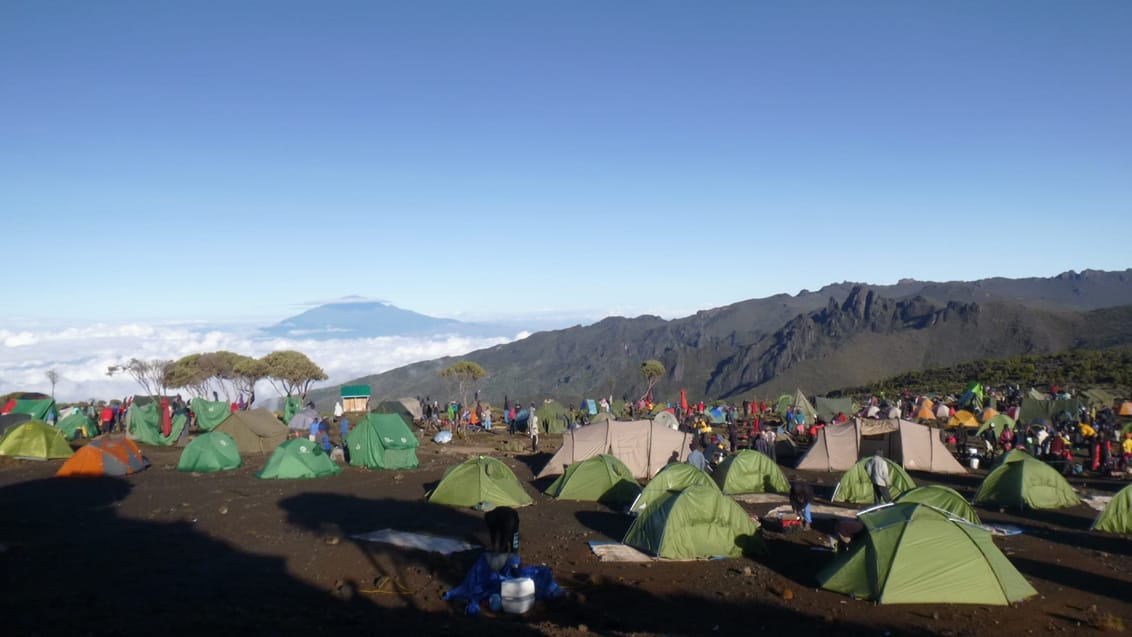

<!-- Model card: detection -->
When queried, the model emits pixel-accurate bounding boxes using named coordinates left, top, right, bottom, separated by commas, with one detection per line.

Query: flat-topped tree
left=262, top=351, right=327, bottom=402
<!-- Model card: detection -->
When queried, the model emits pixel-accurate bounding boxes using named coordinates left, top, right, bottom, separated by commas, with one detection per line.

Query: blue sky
left=3, top=1, right=1130, bottom=326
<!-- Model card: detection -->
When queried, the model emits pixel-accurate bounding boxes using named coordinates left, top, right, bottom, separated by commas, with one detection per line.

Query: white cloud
left=0, top=322, right=520, bottom=403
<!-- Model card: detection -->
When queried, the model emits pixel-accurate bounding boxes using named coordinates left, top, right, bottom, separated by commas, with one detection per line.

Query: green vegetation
left=829, top=348, right=1132, bottom=399
left=640, top=359, right=666, bottom=400
left=438, top=361, right=487, bottom=409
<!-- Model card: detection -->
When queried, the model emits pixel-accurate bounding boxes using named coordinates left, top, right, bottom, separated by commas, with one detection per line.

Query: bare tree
left=108, top=358, right=171, bottom=398
left=46, top=369, right=60, bottom=399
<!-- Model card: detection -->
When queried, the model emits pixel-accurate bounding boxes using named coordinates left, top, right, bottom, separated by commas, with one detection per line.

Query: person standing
left=686, top=441, right=708, bottom=472
left=765, top=427, right=778, bottom=463
left=866, top=449, right=892, bottom=504
left=529, top=407, right=539, bottom=452
left=100, top=404, right=114, bottom=435
left=339, top=416, right=349, bottom=443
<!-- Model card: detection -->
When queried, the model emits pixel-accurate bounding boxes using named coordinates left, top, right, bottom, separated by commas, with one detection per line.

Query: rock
left=782, top=588, right=794, bottom=601
left=932, top=612, right=940, bottom=620
left=218, top=505, right=229, bottom=515
left=577, top=625, right=588, bottom=633
left=325, top=536, right=341, bottom=545
left=742, top=566, right=753, bottom=577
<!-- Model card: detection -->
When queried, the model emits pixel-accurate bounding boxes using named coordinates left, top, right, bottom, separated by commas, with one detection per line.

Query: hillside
left=307, top=270, right=1132, bottom=406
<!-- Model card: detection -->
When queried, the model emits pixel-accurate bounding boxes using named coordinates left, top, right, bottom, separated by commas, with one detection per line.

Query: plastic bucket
left=501, top=577, right=535, bottom=614
left=967, top=457, right=979, bottom=470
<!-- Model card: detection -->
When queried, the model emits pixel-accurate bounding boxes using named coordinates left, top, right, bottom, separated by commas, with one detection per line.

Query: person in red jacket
left=100, top=405, right=114, bottom=435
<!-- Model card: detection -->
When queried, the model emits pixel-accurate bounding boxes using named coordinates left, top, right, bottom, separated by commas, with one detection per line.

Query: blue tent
left=581, top=399, right=598, bottom=415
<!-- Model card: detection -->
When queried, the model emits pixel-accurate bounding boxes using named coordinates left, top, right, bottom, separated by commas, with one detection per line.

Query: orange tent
left=916, top=404, right=935, bottom=421
left=56, top=437, right=149, bottom=478
left=1119, top=402, right=1132, bottom=417
left=980, top=408, right=999, bottom=423
left=947, top=410, right=979, bottom=429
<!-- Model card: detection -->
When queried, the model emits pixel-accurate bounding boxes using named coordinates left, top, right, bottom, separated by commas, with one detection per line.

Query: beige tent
left=796, top=418, right=966, bottom=474
left=397, top=397, right=424, bottom=421
left=653, top=410, right=679, bottom=430
left=792, top=389, right=818, bottom=425
left=536, top=419, right=691, bottom=480
left=214, top=409, right=289, bottom=454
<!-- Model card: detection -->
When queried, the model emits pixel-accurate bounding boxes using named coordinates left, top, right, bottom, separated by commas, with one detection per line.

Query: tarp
left=1091, top=483, right=1132, bottom=534
left=214, top=408, right=289, bottom=454
left=428, top=456, right=532, bottom=508
left=397, top=397, right=424, bottom=421
left=817, top=503, right=1037, bottom=605
left=126, top=403, right=186, bottom=446
left=0, top=421, right=73, bottom=460
left=630, top=462, right=717, bottom=514
left=1019, top=397, right=1084, bottom=425
left=623, top=484, right=763, bottom=560
left=815, top=396, right=854, bottom=422
left=55, top=412, right=98, bottom=440
left=582, top=399, right=598, bottom=415
left=346, top=413, right=420, bottom=470
left=894, top=485, right=981, bottom=524
left=536, top=420, right=692, bottom=480
left=283, top=397, right=302, bottom=428
left=796, top=418, right=966, bottom=474
left=712, top=450, right=790, bottom=495
left=831, top=457, right=916, bottom=504
left=973, top=450, right=1080, bottom=509
left=288, top=406, right=320, bottom=431
left=545, top=454, right=641, bottom=507
left=57, top=437, right=148, bottom=477
left=177, top=431, right=242, bottom=472
left=3, top=398, right=55, bottom=421
left=190, top=399, right=231, bottom=432
left=256, top=438, right=342, bottom=479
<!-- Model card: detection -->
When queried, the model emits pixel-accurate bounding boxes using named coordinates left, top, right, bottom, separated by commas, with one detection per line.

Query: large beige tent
left=536, top=420, right=692, bottom=480
left=796, top=418, right=966, bottom=474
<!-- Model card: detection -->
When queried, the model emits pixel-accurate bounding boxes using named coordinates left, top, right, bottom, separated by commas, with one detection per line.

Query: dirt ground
left=0, top=430, right=1129, bottom=637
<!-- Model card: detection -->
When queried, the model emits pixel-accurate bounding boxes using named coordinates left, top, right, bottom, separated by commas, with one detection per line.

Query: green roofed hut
left=0, top=421, right=73, bottom=460
left=831, top=456, right=916, bottom=505
left=428, top=456, right=532, bottom=508
left=545, top=454, right=641, bottom=507
left=631, top=462, right=717, bottom=514
left=974, top=449, right=1080, bottom=510
left=257, top=438, right=342, bottom=479
left=1091, top=482, right=1132, bottom=535
left=341, top=385, right=371, bottom=413
left=624, top=484, right=764, bottom=560
left=190, top=399, right=232, bottom=432
left=346, top=413, right=420, bottom=470
left=894, top=485, right=981, bottom=525
left=818, top=503, right=1037, bottom=605
left=713, top=450, right=790, bottom=495
left=177, top=431, right=242, bottom=473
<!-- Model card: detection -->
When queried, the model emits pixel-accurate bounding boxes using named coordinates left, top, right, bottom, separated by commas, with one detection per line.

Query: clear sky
left=3, top=1, right=1130, bottom=326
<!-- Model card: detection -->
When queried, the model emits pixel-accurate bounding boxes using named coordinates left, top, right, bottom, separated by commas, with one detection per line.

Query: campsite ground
left=0, top=430, right=1129, bottom=637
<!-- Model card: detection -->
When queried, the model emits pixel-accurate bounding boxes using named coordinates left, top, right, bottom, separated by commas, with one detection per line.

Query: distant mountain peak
left=261, top=299, right=514, bottom=340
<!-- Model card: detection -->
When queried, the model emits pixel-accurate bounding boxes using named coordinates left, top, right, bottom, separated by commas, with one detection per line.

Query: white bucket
left=968, top=457, right=979, bottom=470
left=501, top=577, right=535, bottom=614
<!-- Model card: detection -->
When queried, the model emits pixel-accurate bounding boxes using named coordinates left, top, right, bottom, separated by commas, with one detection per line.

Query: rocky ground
left=0, top=430, right=1129, bottom=636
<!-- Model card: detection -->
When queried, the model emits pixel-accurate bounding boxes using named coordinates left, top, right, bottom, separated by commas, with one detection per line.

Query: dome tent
left=214, top=409, right=289, bottom=454
left=818, top=503, right=1037, bottom=605
left=545, top=454, right=641, bottom=507
left=535, top=401, right=572, bottom=434
left=831, top=456, right=916, bottom=505
left=1091, top=482, right=1132, bottom=534
left=623, top=484, right=764, bottom=560
left=57, top=437, right=149, bottom=477
left=256, top=438, right=342, bottom=479
left=894, top=485, right=980, bottom=525
left=974, top=450, right=1080, bottom=510
left=0, top=421, right=73, bottom=461
left=56, top=411, right=99, bottom=440
left=428, top=456, right=532, bottom=508
left=631, top=462, right=717, bottom=514
left=346, top=413, right=420, bottom=470
left=177, top=432, right=242, bottom=473
left=713, top=450, right=790, bottom=495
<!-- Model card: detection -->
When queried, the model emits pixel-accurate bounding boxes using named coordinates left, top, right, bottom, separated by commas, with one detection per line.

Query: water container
left=500, top=577, right=535, bottom=614
left=968, top=457, right=979, bottom=470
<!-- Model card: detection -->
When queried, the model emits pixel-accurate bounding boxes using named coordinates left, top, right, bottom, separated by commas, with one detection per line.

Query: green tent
left=346, top=413, right=420, bottom=470
left=831, top=457, right=916, bottom=505
left=283, top=397, right=302, bottom=429
left=535, top=401, right=572, bottom=434
left=190, top=399, right=231, bottom=432
left=6, top=398, right=56, bottom=421
left=713, top=450, right=790, bottom=495
left=817, top=503, right=1037, bottom=605
left=894, top=485, right=981, bottom=525
left=975, top=413, right=1017, bottom=438
left=56, top=412, right=99, bottom=441
left=545, top=454, right=641, bottom=507
left=126, top=403, right=186, bottom=446
left=427, top=456, right=532, bottom=508
left=623, top=484, right=764, bottom=560
left=815, top=396, right=854, bottom=422
left=1091, top=483, right=1132, bottom=534
left=974, top=450, right=1080, bottom=509
left=177, top=431, right=242, bottom=472
left=631, top=462, right=717, bottom=514
left=256, top=438, right=342, bottom=479
left=373, top=400, right=414, bottom=429
left=773, top=394, right=794, bottom=416
left=0, top=421, right=73, bottom=460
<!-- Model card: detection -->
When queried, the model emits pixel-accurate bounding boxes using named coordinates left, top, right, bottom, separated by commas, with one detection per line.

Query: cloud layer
left=0, top=322, right=522, bottom=404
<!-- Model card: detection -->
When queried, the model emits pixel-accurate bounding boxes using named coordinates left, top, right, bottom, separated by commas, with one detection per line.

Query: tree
left=45, top=369, right=60, bottom=399
left=165, top=354, right=211, bottom=398
left=262, top=351, right=327, bottom=400
left=232, top=354, right=269, bottom=408
left=438, top=361, right=486, bottom=410
left=107, top=358, right=172, bottom=398
left=640, top=359, right=665, bottom=402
